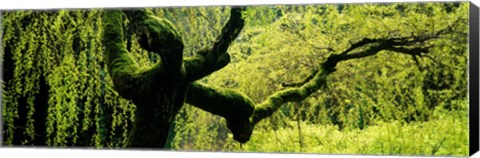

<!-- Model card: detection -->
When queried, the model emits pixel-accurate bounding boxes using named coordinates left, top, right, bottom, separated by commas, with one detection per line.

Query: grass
left=231, top=109, right=468, bottom=156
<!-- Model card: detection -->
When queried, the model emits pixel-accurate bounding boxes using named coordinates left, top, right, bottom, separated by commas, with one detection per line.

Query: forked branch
left=251, top=35, right=433, bottom=125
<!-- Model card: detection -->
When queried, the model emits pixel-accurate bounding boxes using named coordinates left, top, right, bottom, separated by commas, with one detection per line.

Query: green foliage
left=240, top=108, right=467, bottom=156
left=2, top=10, right=135, bottom=147
left=1, top=2, right=468, bottom=156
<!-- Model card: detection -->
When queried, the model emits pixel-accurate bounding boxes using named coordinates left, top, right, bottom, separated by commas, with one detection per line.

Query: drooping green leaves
left=2, top=10, right=135, bottom=147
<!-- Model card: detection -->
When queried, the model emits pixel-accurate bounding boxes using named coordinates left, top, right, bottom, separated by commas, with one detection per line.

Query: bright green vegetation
left=241, top=107, right=467, bottom=155
left=1, top=2, right=468, bottom=156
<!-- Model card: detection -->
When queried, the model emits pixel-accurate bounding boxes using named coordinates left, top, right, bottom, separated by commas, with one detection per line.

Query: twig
left=431, top=137, right=447, bottom=155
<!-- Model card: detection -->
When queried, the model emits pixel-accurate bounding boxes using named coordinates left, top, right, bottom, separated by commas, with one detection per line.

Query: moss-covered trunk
left=102, top=7, right=247, bottom=148
left=127, top=85, right=188, bottom=147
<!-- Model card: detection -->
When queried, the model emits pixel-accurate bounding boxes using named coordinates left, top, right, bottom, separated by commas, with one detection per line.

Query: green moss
left=102, top=10, right=140, bottom=95
left=185, top=82, right=254, bottom=143
left=103, top=10, right=183, bottom=148
left=125, top=9, right=184, bottom=73
left=251, top=70, right=331, bottom=125
left=183, top=8, right=245, bottom=82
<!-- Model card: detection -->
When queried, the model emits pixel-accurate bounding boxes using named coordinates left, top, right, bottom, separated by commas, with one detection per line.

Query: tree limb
left=184, top=7, right=246, bottom=82
left=251, top=34, right=437, bottom=126
left=281, top=69, right=317, bottom=87
left=123, top=9, right=185, bottom=73
left=185, top=82, right=254, bottom=143
left=280, top=35, right=434, bottom=88
left=102, top=10, right=144, bottom=98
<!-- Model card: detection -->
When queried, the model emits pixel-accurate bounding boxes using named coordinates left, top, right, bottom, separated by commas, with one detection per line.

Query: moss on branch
left=123, top=9, right=184, bottom=73
left=184, top=7, right=246, bottom=82
left=102, top=10, right=142, bottom=98
left=252, top=70, right=330, bottom=125
left=186, top=82, right=254, bottom=143
left=251, top=35, right=439, bottom=127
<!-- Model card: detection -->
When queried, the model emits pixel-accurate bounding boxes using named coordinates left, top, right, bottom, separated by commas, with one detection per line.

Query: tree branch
left=103, top=10, right=179, bottom=100
left=102, top=10, right=143, bottom=98
left=185, top=82, right=254, bottom=143
left=251, top=34, right=437, bottom=126
left=280, top=35, right=433, bottom=88
left=184, top=7, right=246, bottom=82
left=281, top=69, right=318, bottom=87
left=123, top=9, right=185, bottom=73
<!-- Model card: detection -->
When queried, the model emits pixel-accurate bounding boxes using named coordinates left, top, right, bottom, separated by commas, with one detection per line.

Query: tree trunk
left=102, top=7, right=246, bottom=148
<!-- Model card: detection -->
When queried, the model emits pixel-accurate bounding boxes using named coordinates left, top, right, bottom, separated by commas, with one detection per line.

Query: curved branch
left=185, top=83, right=254, bottom=121
left=252, top=69, right=330, bottom=125
left=185, top=82, right=254, bottom=143
left=184, top=7, right=246, bottom=82
left=251, top=36, right=433, bottom=125
left=123, top=9, right=185, bottom=73
left=102, top=10, right=143, bottom=98
left=281, top=70, right=317, bottom=87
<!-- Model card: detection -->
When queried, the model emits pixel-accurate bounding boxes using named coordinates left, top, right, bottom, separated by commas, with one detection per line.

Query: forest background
left=1, top=2, right=469, bottom=156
